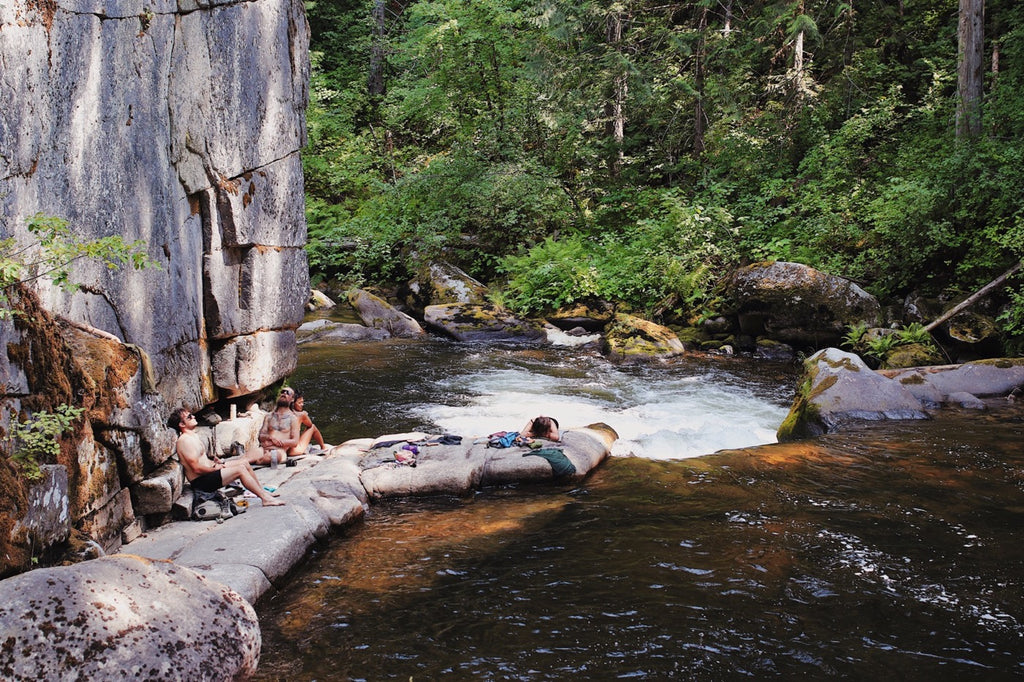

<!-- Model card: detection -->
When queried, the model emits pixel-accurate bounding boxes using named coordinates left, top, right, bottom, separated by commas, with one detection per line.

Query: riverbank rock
left=406, top=261, right=489, bottom=312
left=0, top=554, right=260, bottom=681
left=777, top=348, right=929, bottom=441
left=727, top=261, right=882, bottom=348
left=547, top=301, right=616, bottom=332
left=348, top=289, right=425, bottom=338
left=297, top=321, right=390, bottom=344
left=358, top=425, right=617, bottom=499
left=308, top=289, right=337, bottom=311
left=424, top=303, right=547, bottom=343
left=880, top=358, right=1024, bottom=405
left=601, top=314, right=684, bottom=361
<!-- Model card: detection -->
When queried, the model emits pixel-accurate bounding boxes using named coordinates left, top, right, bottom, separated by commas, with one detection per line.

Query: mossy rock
left=776, top=348, right=928, bottom=442
left=946, top=312, right=997, bottom=344
left=880, top=343, right=945, bottom=369
left=423, top=303, right=546, bottom=343
left=601, top=314, right=684, bottom=361
left=547, top=300, right=615, bottom=332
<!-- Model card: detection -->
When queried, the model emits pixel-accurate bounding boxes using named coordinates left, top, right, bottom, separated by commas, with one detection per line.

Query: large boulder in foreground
left=728, top=261, right=882, bottom=347
left=601, top=313, right=684, bottom=361
left=0, top=554, right=260, bottom=681
left=424, top=303, right=547, bottom=343
left=778, top=348, right=928, bottom=441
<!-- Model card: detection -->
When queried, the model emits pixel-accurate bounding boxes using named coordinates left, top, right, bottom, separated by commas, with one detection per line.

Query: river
left=254, top=337, right=1024, bottom=680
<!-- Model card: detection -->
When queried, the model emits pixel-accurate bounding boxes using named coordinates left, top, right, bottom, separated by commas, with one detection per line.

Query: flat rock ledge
left=119, top=424, right=617, bottom=605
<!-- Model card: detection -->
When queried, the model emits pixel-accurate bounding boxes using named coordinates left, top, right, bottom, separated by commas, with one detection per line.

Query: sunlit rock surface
left=0, top=554, right=260, bottom=681
left=601, top=313, right=685, bottom=361
left=778, top=348, right=928, bottom=441
left=348, top=288, right=425, bottom=338
left=0, top=0, right=309, bottom=407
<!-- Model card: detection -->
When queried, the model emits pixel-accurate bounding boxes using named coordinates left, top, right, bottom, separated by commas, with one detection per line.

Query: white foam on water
left=415, top=355, right=790, bottom=460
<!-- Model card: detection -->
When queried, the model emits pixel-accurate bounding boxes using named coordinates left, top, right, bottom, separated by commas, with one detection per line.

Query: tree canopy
left=303, top=0, right=1024, bottom=349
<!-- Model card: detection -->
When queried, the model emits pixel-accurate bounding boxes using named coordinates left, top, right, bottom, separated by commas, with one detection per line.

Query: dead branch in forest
left=924, top=260, right=1023, bottom=332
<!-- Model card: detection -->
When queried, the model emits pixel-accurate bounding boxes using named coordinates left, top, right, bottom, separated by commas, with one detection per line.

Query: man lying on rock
left=168, top=408, right=285, bottom=507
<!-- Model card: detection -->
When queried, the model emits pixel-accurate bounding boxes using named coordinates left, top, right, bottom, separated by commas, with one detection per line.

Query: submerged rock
left=0, top=555, right=260, bottom=680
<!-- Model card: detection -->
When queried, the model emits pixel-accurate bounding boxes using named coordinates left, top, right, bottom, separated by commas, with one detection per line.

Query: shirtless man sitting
left=168, top=408, right=283, bottom=507
left=253, top=389, right=301, bottom=466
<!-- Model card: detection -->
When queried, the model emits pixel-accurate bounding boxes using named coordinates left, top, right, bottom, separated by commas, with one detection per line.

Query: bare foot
left=262, top=498, right=286, bottom=506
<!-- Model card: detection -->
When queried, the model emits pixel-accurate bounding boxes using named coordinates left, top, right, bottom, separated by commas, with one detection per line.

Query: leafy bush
left=500, top=191, right=738, bottom=317
left=5, top=405, right=84, bottom=480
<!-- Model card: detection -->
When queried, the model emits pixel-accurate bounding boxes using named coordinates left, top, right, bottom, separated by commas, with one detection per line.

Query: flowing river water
left=254, top=337, right=1024, bottom=680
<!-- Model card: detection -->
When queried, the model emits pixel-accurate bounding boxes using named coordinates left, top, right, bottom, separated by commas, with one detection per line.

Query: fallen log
left=924, top=261, right=1022, bottom=332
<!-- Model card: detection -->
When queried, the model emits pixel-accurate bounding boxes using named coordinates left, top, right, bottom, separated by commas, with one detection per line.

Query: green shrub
left=5, top=405, right=84, bottom=480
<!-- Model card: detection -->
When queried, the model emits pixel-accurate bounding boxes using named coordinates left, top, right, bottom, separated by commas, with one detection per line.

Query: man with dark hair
left=168, top=407, right=284, bottom=507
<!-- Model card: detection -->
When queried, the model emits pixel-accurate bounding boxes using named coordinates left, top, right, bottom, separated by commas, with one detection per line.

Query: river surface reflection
left=255, top=339, right=1024, bottom=680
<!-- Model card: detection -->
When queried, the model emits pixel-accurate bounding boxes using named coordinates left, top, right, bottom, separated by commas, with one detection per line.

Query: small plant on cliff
left=0, top=213, right=155, bottom=319
left=4, top=405, right=84, bottom=480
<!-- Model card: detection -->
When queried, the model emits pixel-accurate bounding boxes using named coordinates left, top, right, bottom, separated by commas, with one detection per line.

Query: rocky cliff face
left=0, top=0, right=309, bottom=573
left=1, top=0, right=309, bottom=406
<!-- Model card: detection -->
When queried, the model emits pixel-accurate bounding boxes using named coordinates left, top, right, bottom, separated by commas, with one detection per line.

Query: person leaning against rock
left=168, top=408, right=284, bottom=507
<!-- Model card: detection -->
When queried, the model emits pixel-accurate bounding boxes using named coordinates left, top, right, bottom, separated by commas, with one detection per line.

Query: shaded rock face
left=547, top=300, right=616, bottom=332
left=0, top=554, right=260, bottom=681
left=728, top=262, right=881, bottom=348
left=0, top=0, right=310, bottom=407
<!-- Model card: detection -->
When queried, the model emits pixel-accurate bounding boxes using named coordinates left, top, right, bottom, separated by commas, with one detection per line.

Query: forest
left=301, top=0, right=1024, bottom=352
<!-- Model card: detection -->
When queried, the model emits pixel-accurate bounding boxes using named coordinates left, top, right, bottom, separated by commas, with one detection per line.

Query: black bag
left=192, top=489, right=243, bottom=522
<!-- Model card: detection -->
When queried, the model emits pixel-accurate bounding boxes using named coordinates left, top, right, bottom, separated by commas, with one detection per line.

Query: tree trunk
left=604, top=10, right=627, bottom=179
left=694, top=3, right=707, bottom=156
left=368, top=0, right=387, bottom=97
left=924, top=261, right=1021, bottom=333
left=956, top=0, right=984, bottom=138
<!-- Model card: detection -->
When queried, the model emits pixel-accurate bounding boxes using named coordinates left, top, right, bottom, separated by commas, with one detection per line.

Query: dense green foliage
left=304, top=0, right=1024, bottom=341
